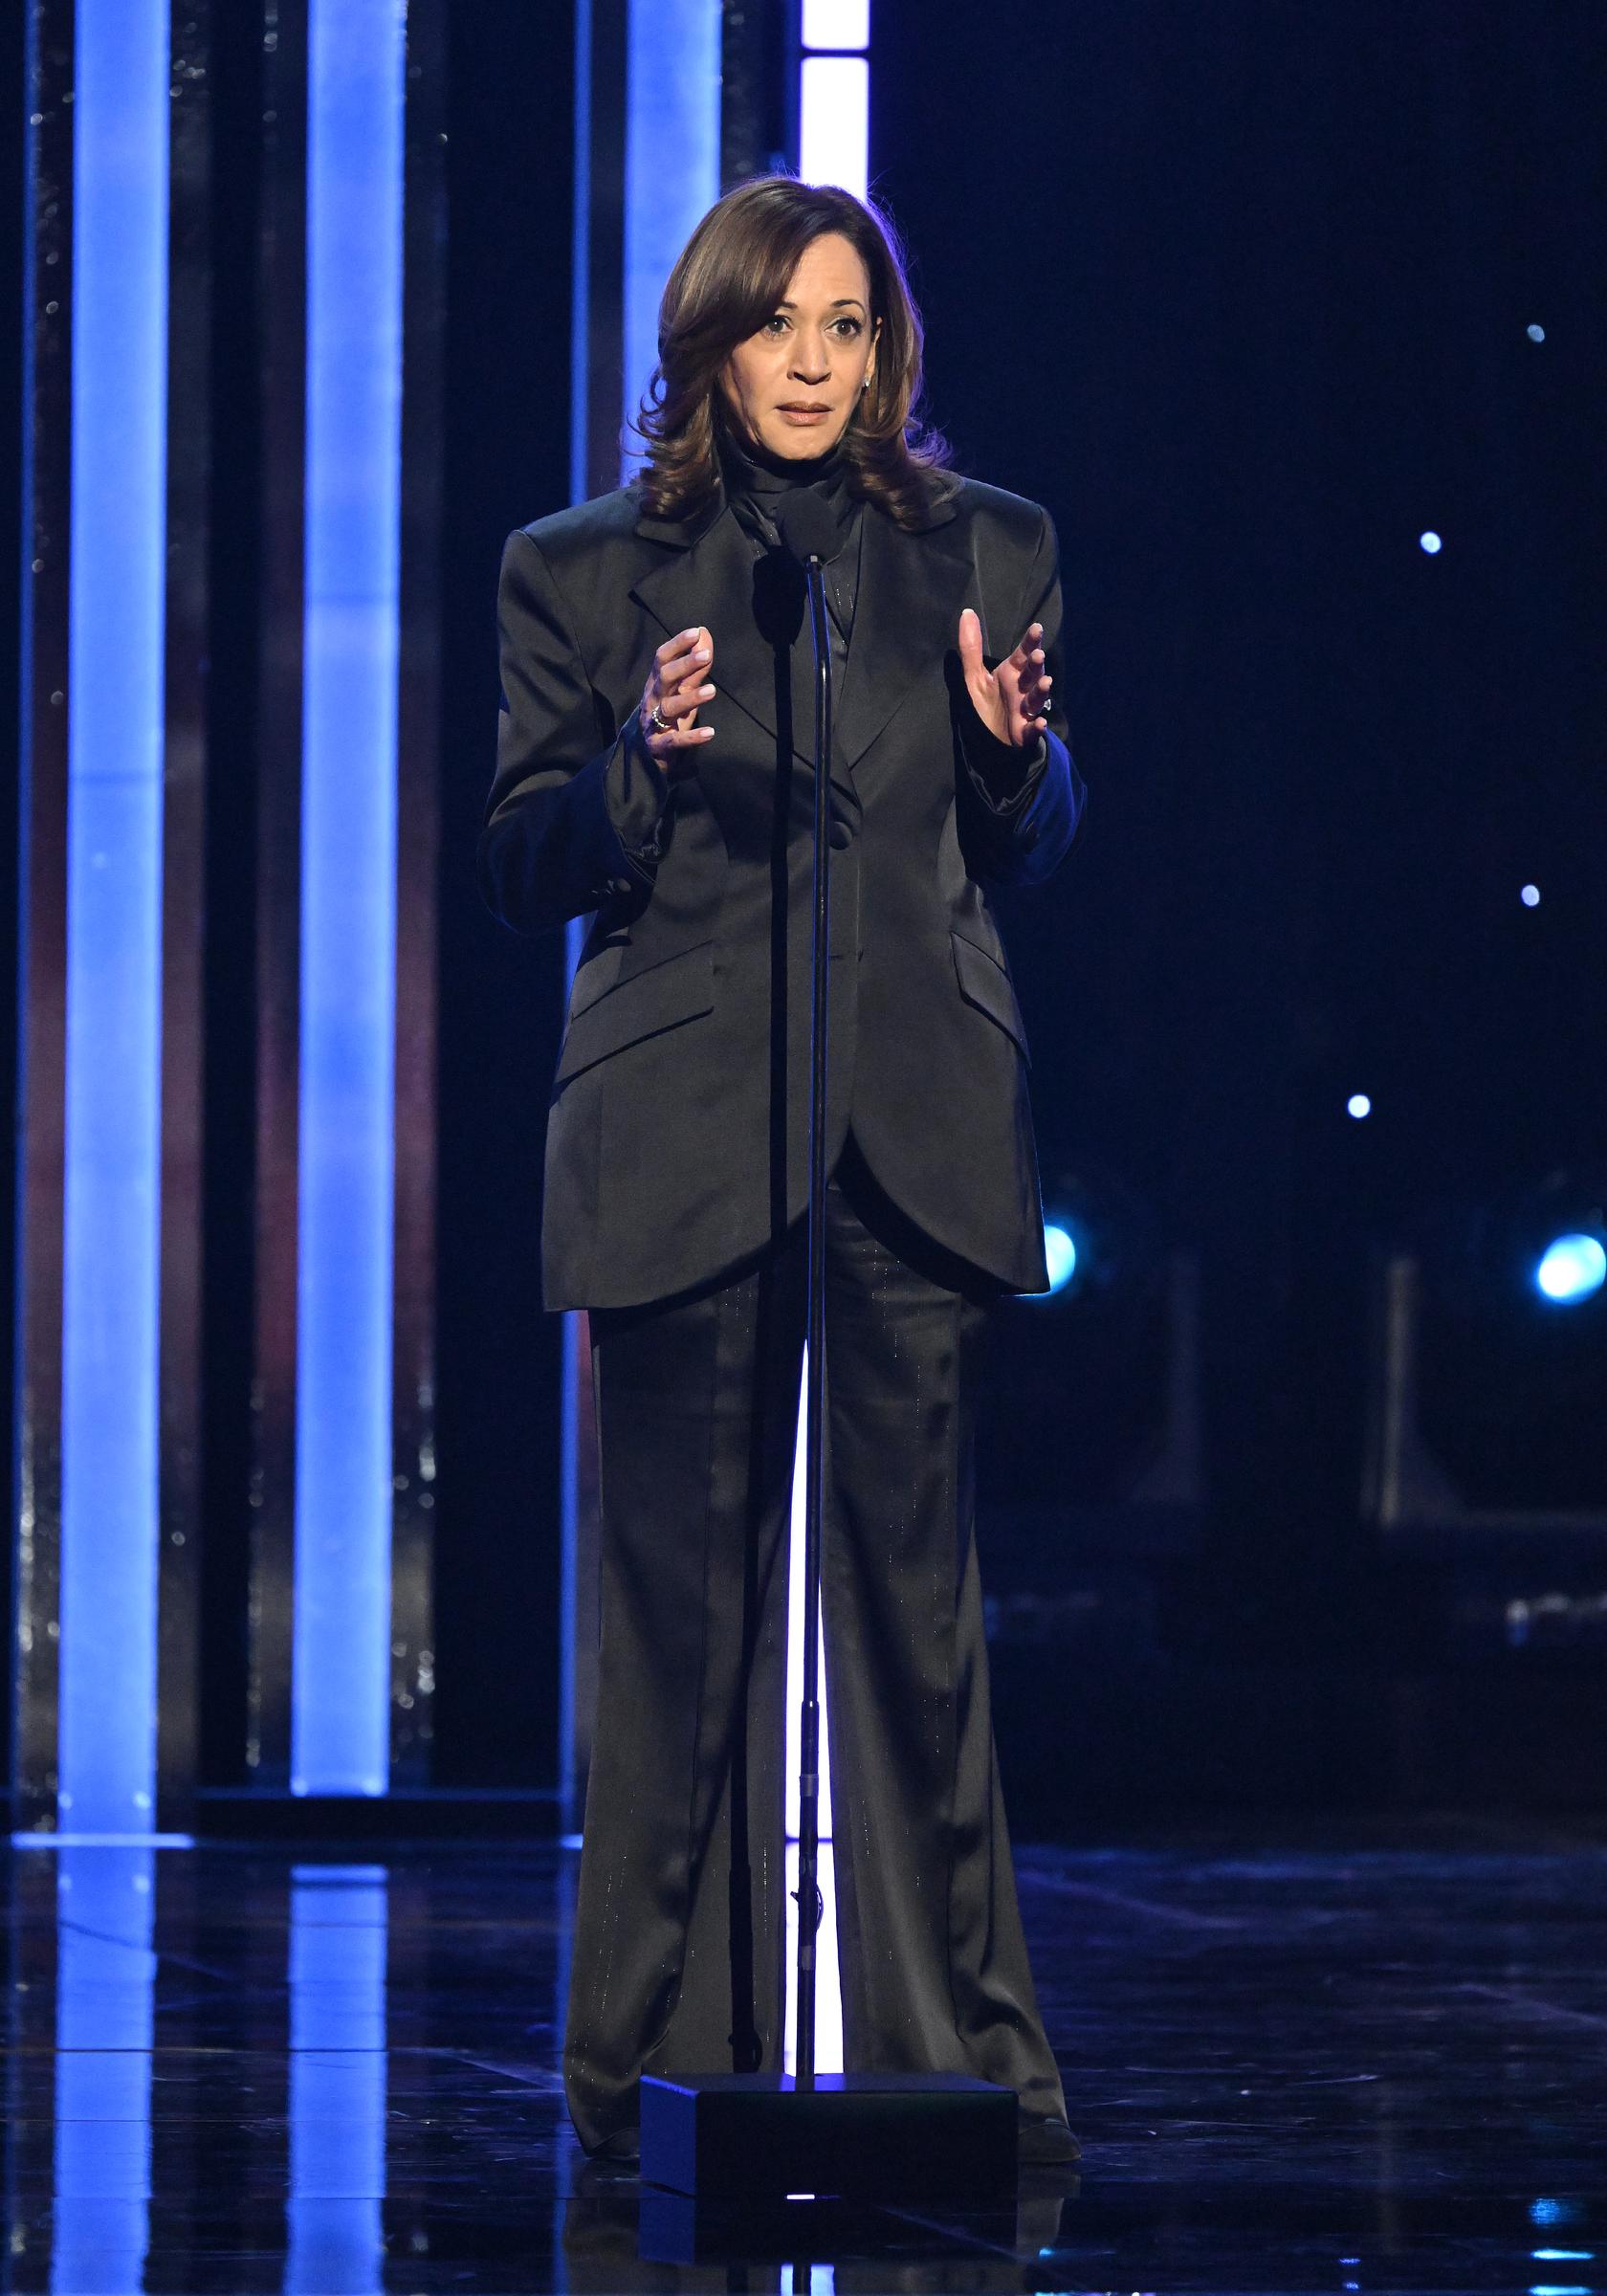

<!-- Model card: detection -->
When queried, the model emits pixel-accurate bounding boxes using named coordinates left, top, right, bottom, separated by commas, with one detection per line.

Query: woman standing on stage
left=478, top=174, right=1085, bottom=2166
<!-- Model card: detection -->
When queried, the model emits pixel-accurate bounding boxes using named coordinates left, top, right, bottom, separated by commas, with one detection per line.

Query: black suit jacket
left=478, top=468, right=1087, bottom=1312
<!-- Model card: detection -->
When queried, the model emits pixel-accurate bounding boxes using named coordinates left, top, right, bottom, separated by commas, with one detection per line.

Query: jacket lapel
left=832, top=502, right=975, bottom=785
left=629, top=483, right=976, bottom=795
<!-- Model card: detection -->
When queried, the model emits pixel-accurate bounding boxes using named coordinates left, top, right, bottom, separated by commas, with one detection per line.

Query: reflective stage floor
left=4, top=1823, right=1604, bottom=2292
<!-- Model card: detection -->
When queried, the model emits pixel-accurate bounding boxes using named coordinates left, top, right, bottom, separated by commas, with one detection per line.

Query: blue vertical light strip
left=622, top=0, right=721, bottom=473
left=286, top=1866, right=388, bottom=2293
left=58, top=0, right=169, bottom=1835
left=292, top=0, right=407, bottom=1796
left=569, top=0, right=593, bottom=515
left=51, top=1848, right=156, bottom=2292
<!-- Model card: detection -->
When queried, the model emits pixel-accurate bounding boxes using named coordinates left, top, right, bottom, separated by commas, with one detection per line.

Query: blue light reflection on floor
left=51, top=1847, right=156, bottom=2295
left=291, top=0, right=407, bottom=1798
left=58, top=0, right=168, bottom=1837
left=286, top=1866, right=388, bottom=2293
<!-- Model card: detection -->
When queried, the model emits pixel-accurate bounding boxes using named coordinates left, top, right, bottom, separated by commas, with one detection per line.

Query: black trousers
left=563, top=1135, right=1067, bottom=2152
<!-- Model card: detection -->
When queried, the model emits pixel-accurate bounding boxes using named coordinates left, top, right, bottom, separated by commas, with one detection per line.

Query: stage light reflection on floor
left=286, top=1865, right=389, bottom=2294
left=6, top=1831, right=1606, bottom=2289
left=50, top=1846, right=156, bottom=2295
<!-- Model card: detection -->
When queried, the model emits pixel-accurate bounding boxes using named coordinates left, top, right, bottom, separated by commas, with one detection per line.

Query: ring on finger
left=649, top=701, right=670, bottom=732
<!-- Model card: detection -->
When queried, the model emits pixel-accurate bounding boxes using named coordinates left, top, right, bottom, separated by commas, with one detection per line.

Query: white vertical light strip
left=785, top=1357, right=843, bottom=2074
left=803, top=0, right=870, bottom=45
left=58, top=0, right=169, bottom=1837
left=784, top=1358, right=834, bottom=1847
left=622, top=0, right=721, bottom=469
left=784, top=2, right=872, bottom=2078
left=783, top=1842, right=843, bottom=2078
left=800, top=58, right=870, bottom=200
left=292, top=0, right=407, bottom=1796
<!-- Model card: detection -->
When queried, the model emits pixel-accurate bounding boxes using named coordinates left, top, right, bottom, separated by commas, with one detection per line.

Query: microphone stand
left=792, top=523, right=833, bottom=2093
left=636, top=483, right=1017, bottom=2216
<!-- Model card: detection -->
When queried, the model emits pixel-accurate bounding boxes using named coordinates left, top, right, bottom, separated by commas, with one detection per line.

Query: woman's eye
left=761, top=315, right=864, bottom=337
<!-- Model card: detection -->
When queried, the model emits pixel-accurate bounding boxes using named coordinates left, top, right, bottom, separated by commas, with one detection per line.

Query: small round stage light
left=1521, top=884, right=1541, bottom=907
left=1420, top=531, right=1442, bottom=554
left=1041, top=1223, right=1077, bottom=1295
left=1527, top=322, right=1546, bottom=342
left=1347, top=1094, right=1372, bottom=1119
left=1534, top=1234, right=1607, bottom=1305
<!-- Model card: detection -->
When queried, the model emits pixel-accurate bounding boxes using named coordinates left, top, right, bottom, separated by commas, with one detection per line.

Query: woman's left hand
left=957, top=607, right=1052, bottom=748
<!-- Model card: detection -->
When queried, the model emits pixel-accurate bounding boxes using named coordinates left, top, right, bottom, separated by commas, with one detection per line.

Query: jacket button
left=828, top=822, right=853, bottom=850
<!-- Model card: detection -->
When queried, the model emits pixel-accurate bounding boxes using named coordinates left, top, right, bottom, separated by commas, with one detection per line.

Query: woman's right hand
left=639, top=626, right=716, bottom=778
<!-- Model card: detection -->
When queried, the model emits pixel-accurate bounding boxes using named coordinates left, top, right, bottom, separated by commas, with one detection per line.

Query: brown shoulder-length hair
left=627, top=175, right=961, bottom=533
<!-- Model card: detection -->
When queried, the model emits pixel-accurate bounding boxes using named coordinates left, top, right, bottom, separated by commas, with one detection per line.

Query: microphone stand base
left=639, top=2069, right=1017, bottom=2202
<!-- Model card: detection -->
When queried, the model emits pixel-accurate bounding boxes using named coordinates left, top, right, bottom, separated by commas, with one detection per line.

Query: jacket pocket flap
left=950, top=928, right=1029, bottom=1063
left=555, top=939, right=715, bottom=1086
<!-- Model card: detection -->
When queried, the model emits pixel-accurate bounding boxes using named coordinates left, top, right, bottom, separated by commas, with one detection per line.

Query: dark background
left=867, top=0, right=1607, bottom=1816
left=8, top=4, right=1605, bottom=1815
left=430, top=1, right=577, bottom=1786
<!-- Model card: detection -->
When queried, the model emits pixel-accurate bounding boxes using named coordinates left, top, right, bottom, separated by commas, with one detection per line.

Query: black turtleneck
left=715, top=417, right=865, bottom=646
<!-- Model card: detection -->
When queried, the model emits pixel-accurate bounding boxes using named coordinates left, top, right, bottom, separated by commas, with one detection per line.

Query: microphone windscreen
left=773, top=486, right=842, bottom=567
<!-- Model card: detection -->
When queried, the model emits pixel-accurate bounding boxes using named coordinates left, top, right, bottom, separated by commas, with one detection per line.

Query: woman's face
left=719, top=232, right=879, bottom=461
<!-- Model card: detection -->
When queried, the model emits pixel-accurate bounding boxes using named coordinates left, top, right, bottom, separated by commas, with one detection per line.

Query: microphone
left=772, top=486, right=842, bottom=569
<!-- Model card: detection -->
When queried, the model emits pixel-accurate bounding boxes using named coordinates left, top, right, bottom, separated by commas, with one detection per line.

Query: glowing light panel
left=801, top=58, right=870, bottom=198
left=59, top=0, right=169, bottom=1835
left=293, top=0, right=407, bottom=1795
left=803, top=0, right=870, bottom=44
